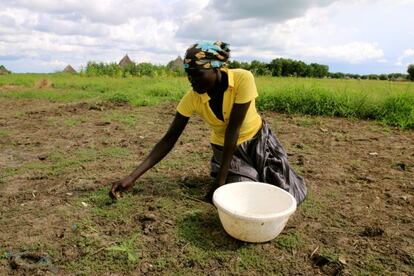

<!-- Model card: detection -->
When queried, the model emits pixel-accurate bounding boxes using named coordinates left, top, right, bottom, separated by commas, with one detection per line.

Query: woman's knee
left=225, top=174, right=255, bottom=184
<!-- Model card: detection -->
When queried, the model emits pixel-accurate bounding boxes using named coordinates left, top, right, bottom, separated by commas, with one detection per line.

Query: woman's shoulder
left=180, top=90, right=203, bottom=104
left=227, top=68, right=255, bottom=84
left=227, top=68, right=252, bottom=74
left=228, top=68, right=253, bottom=77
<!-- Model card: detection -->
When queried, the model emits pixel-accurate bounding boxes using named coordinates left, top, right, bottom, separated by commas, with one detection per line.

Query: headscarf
left=183, top=41, right=230, bottom=69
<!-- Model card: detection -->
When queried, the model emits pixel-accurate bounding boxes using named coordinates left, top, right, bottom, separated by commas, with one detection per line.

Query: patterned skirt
left=210, top=121, right=307, bottom=205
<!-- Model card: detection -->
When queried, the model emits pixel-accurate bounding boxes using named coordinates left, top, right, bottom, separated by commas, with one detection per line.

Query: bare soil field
left=0, top=98, right=413, bottom=275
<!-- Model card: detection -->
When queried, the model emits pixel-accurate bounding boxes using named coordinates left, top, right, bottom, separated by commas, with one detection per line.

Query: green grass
left=1, top=73, right=414, bottom=128
left=103, top=111, right=141, bottom=127
left=81, top=188, right=137, bottom=219
left=0, top=130, right=12, bottom=137
left=275, top=232, right=301, bottom=250
left=257, top=77, right=414, bottom=128
left=106, top=233, right=140, bottom=263
left=64, top=189, right=146, bottom=274
left=175, top=209, right=273, bottom=272
left=0, top=146, right=130, bottom=180
left=64, top=118, right=85, bottom=127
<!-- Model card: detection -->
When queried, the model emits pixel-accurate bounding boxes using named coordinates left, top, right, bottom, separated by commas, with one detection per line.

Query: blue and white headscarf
left=183, top=41, right=230, bottom=69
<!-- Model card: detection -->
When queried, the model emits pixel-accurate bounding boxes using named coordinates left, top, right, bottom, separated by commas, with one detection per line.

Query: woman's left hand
left=204, top=186, right=216, bottom=204
left=204, top=178, right=224, bottom=204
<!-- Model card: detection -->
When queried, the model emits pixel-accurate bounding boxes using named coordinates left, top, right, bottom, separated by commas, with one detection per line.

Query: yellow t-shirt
left=176, top=68, right=262, bottom=146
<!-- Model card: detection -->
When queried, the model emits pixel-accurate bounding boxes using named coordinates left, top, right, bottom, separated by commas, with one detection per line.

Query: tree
left=268, top=58, right=283, bottom=76
left=379, top=74, right=388, bottom=81
left=310, top=63, right=329, bottom=78
left=250, top=60, right=271, bottom=76
left=408, top=64, right=414, bottom=81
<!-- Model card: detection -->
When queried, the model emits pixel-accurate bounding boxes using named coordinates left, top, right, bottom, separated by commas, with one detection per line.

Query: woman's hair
left=184, top=41, right=230, bottom=69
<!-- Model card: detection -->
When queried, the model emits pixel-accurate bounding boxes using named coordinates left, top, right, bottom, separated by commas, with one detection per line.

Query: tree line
left=81, top=58, right=414, bottom=81
left=82, top=61, right=183, bottom=77
left=2, top=58, right=413, bottom=81
left=228, top=58, right=413, bottom=81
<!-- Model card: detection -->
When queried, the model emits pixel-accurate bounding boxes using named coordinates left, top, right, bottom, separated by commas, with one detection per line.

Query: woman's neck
left=208, top=70, right=227, bottom=98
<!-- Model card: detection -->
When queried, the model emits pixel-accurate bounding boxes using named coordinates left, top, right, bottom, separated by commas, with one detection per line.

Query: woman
left=109, top=41, right=307, bottom=205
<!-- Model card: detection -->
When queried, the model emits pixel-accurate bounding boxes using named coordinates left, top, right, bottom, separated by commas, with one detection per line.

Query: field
left=0, top=74, right=413, bottom=274
left=1, top=74, right=414, bottom=128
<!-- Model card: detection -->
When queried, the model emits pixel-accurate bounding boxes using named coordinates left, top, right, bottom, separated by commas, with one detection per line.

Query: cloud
left=34, top=14, right=109, bottom=37
left=176, top=2, right=384, bottom=64
left=6, top=0, right=195, bottom=25
left=209, top=0, right=337, bottom=22
left=0, top=0, right=413, bottom=73
left=39, top=58, right=67, bottom=69
left=396, top=48, right=414, bottom=66
left=295, top=42, right=384, bottom=63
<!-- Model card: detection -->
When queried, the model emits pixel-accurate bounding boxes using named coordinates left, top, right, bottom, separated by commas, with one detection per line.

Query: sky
left=0, top=0, right=413, bottom=74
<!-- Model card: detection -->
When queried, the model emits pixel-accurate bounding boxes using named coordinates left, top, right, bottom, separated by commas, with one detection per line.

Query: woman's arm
left=109, top=112, right=189, bottom=199
left=215, top=101, right=251, bottom=187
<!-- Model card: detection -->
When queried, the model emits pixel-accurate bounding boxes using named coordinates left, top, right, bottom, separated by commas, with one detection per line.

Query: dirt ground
left=0, top=97, right=413, bottom=275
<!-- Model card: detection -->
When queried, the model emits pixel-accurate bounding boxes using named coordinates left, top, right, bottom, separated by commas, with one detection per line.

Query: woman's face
left=186, top=68, right=217, bottom=94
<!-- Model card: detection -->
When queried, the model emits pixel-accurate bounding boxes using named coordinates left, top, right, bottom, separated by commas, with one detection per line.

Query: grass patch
left=66, top=230, right=138, bottom=273
left=299, top=191, right=323, bottom=219
left=317, top=248, right=340, bottom=263
left=175, top=209, right=272, bottom=272
left=2, top=146, right=127, bottom=179
left=0, top=130, right=12, bottom=137
left=106, top=233, right=140, bottom=264
left=66, top=191, right=144, bottom=274
left=294, top=117, right=318, bottom=128
left=237, top=246, right=271, bottom=271
left=107, top=93, right=130, bottom=105
left=275, top=232, right=301, bottom=250
left=104, top=111, right=140, bottom=127
left=2, top=74, right=414, bottom=128
left=81, top=188, right=138, bottom=220
left=64, top=118, right=85, bottom=127
left=101, top=146, right=129, bottom=158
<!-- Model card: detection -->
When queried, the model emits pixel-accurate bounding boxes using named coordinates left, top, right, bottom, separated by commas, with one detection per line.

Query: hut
left=119, top=54, right=134, bottom=68
left=63, top=65, right=77, bottom=73
left=0, top=65, right=11, bottom=75
left=167, top=56, right=184, bottom=72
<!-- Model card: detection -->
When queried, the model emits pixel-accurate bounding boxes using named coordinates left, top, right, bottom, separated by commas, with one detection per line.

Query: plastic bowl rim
left=212, top=181, right=297, bottom=222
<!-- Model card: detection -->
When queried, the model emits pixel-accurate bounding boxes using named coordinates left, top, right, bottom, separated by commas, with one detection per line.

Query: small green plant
left=107, top=93, right=129, bottom=105
left=106, top=233, right=140, bottom=263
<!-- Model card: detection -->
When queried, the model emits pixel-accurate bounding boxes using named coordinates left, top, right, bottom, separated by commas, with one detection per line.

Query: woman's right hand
left=109, top=177, right=135, bottom=200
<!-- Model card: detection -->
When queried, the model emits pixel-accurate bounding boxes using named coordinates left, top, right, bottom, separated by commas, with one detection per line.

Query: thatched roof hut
left=119, top=54, right=134, bottom=68
left=167, top=56, right=184, bottom=72
left=63, top=65, right=77, bottom=73
left=0, top=65, right=11, bottom=75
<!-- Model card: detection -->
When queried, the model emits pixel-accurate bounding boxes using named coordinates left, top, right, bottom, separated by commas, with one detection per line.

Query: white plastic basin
left=213, top=181, right=297, bottom=243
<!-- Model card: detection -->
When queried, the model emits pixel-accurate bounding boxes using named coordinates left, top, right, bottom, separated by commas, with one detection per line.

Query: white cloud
left=295, top=42, right=384, bottom=63
left=39, top=58, right=67, bottom=68
left=7, top=0, right=159, bottom=25
left=0, top=0, right=413, bottom=73
left=396, top=49, right=414, bottom=66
